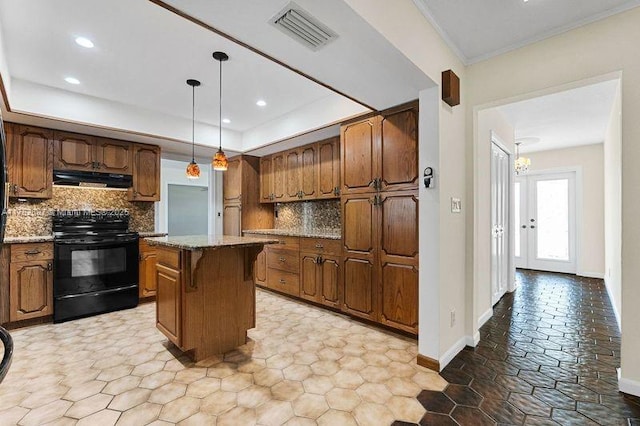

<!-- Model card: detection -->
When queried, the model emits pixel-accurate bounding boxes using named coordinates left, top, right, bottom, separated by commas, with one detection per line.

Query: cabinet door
left=300, top=253, right=319, bottom=302
left=95, top=138, right=132, bottom=174
left=317, top=137, right=340, bottom=199
left=53, top=130, right=95, bottom=172
left=156, top=263, right=181, bottom=346
left=341, top=117, right=378, bottom=195
left=129, top=144, right=160, bottom=201
left=285, top=149, right=301, bottom=201
left=379, top=106, right=419, bottom=191
left=139, top=244, right=158, bottom=298
left=260, top=155, right=273, bottom=203
left=7, top=124, right=53, bottom=199
left=272, top=153, right=286, bottom=202
left=342, top=193, right=378, bottom=320
left=378, top=191, right=419, bottom=333
left=320, top=254, right=341, bottom=308
left=9, top=260, right=53, bottom=322
left=300, top=145, right=316, bottom=199
left=223, top=157, right=242, bottom=204
left=254, top=249, right=267, bottom=286
left=223, top=204, right=242, bottom=236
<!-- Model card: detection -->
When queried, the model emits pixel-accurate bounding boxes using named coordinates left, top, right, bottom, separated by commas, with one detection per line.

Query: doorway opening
left=167, top=184, right=209, bottom=236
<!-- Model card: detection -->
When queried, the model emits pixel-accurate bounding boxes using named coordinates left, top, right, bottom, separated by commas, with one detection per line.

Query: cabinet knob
left=314, top=243, right=324, bottom=249
left=279, top=278, right=286, bottom=284
left=278, top=257, right=286, bottom=262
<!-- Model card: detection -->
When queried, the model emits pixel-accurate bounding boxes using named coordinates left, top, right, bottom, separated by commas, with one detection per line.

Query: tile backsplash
left=274, top=200, right=340, bottom=232
left=5, top=186, right=155, bottom=237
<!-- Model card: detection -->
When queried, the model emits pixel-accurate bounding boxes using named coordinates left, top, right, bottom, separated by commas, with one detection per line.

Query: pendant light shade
left=212, top=51, right=229, bottom=171
left=186, top=79, right=201, bottom=179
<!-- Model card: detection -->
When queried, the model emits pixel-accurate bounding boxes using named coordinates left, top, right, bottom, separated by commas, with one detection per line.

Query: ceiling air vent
left=270, top=2, right=338, bottom=51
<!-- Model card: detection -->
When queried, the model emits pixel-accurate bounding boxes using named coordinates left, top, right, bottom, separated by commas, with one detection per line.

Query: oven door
left=54, top=235, right=139, bottom=297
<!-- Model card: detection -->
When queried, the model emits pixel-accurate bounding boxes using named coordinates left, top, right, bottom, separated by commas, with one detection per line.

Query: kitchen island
left=145, top=235, right=277, bottom=361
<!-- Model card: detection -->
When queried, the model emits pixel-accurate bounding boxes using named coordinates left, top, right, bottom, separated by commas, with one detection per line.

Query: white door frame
left=490, top=131, right=516, bottom=301
left=515, top=166, right=583, bottom=275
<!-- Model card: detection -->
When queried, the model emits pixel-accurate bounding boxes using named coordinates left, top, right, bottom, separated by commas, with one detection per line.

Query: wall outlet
left=451, top=197, right=461, bottom=213
left=450, top=309, right=456, bottom=327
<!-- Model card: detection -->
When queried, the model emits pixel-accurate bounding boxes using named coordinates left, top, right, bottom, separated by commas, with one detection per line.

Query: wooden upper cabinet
left=285, top=149, right=301, bottom=200
left=128, top=144, right=160, bottom=202
left=95, top=138, right=132, bottom=174
left=341, top=117, right=378, bottom=195
left=379, top=106, right=419, bottom=191
left=378, top=191, right=419, bottom=262
left=259, top=155, right=273, bottom=203
left=53, top=131, right=95, bottom=172
left=342, top=194, right=377, bottom=255
left=223, top=204, right=242, bottom=236
left=223, top=157, right=242, bottom=204
left=272, top=153, right=286, bottom=202
left=317, top=137, right=340, bottom=199
left=300, top=145, right=316, bottom=199
left=6, top=124, right=53, bottom=199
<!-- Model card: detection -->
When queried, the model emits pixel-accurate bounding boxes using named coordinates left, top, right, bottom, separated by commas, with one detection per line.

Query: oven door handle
left=55, top=284, right=138, bottom=300
left=55, top=237, right=139, bottom=245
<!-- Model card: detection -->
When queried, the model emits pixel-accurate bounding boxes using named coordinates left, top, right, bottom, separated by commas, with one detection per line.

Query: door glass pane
left=514, top=182, right=520, bottom=258
left=536, top=179, right=569, bottom=260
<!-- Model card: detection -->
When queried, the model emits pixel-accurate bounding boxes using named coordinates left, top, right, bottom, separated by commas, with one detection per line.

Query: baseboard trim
left=578, top=271, right=605, bottom=279
left=618, top=371, right=640, bottom=397
left=604, top=277, right=621, bottom=331
left=417, top=354, right=439, bottom=372
left=478, top=308, right=493, bottom=328
left=464, top=332, right=480, bottom=347
left=439, top=336, right=467, bottom=370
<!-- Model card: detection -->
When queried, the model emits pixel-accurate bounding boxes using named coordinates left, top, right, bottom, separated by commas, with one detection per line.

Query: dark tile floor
left=404, top=269, right=640, bottom=425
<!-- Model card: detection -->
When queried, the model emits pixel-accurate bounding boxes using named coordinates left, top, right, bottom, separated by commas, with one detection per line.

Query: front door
left=515, top=172, right=577, bottom=274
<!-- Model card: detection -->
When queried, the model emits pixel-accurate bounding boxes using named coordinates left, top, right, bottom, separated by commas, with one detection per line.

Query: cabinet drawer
left=270, top=236, right=300, bottom=250
left=267, top=249, right=300, bottom=273
left=11, top=243, right=53, bottom=262
left=267, top=268, right=300, bottom=297
left=157, top=247, right=181, bottom=269
left=300, top=238, right=341, bottom=255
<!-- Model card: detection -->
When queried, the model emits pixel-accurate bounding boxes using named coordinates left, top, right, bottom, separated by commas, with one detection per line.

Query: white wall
left=465, top=8, right=638, bottom=393
left=344, top=0, right=468, bottom=368
left=156, top=158, right=211, bottom=234
left=604, top=84, right=622, bottom=329
left=474, top=109, right=515, bottom=335
left=525, top=144, right=605, bottom=278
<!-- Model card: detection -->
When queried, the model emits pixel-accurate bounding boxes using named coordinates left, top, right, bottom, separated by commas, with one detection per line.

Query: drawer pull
left=314, top=243, right=324, bottom=249
left=278, top=257, right=286, bottom=262
left=279, top=279, right=286, bottom=284
left=25, top=249, right=42, bottom=255
left=278, top=240, right=286, bottom=245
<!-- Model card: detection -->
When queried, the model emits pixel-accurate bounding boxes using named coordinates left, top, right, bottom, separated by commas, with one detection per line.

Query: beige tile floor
left=0, top=289, right=447, bottom=425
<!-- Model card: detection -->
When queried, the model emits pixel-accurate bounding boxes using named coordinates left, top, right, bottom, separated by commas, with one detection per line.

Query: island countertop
left=144, top=234, right=279, bottom=250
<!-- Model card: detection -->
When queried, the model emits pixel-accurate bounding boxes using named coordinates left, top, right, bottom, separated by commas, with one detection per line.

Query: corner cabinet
left=128, top=144, right=161, bottom=202
left=5, top=124, right=53, bottom=199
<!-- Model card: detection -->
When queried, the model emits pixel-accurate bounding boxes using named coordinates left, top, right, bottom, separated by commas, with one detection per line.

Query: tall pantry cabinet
left=341, top=102, right=419, bottom=334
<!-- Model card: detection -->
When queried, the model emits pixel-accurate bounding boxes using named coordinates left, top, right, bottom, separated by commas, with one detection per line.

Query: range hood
left=53, top=170, right=132, bottom=189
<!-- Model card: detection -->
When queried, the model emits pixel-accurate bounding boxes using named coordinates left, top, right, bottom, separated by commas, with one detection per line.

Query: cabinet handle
left=47, top=262, right=52, bottom=271
left=12, top=184, right=18, bottom=194
left=314, top=243, right=324, bottom=249
left=333, top=187, right=340, bottom=196
left=279, top=278, right=286, bottom=284
left=278, top=257, right=286, bottom=262
left=278, top=240, right=286, bottom=245
left=316, top=256, right=323, bottom=264
left=25, top=249, right=41, bottom=255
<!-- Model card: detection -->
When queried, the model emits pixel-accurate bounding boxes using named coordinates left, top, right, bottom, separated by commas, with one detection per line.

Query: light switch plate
left=451, top=197, right=461, bottom=213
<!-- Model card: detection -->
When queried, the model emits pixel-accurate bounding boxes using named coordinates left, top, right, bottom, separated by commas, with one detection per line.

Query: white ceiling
left=498, top=79, right=619, bottom=154
left=414, top=0, right=640, bottom=64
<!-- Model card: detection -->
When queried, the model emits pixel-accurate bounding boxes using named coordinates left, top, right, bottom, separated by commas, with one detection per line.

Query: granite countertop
left=138, top=232, right=168, bottom=238
left=243, top=229, right=342, bottom=240
left=2, top=235, right=55, bottom=244
left=145, top=235, right=280, bottom=250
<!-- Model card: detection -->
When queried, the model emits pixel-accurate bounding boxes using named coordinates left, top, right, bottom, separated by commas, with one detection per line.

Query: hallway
left=412, top=270, right=640, bottom=425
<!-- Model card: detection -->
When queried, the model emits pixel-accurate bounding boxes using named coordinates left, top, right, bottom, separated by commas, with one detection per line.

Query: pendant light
left=212, top=51, right=229, bottom=171
left=514, top=141, right=531, bottom=175
left=185, top=79, right=201, bottom=179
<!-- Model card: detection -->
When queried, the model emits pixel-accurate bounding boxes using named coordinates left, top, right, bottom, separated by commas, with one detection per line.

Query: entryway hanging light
left=186, top=79, right=201, bottom=179
left=212, top=51, right=229, bottom=171
left=514, top=141, right=531, bottom=175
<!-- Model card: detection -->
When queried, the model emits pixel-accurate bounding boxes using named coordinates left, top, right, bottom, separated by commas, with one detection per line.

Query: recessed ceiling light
left=256, top=100, right=267, bottom=107
left=222, top=118, right=231, bottom=124
left=75, top=37, right=94, bottom=48
left=64, top=77, right=80, bottom=85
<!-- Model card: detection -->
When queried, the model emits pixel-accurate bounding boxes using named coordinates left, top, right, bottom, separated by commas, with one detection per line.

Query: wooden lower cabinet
left=7, top=243, right=54, bottom=322
left=300, top=252, right=341, bottom=309
left=139, top=240, right=157, bottom=298
left=155, top=262, right=182, bottom=347
left=254, top=249, right=267, bottom=286
left=342, top=257, right=376, bottom=321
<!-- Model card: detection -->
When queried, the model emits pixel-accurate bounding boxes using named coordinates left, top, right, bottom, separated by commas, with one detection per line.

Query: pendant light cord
left=191, top=84, right=196, bottom=162
left=218, top=58, right=223, bottom=151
